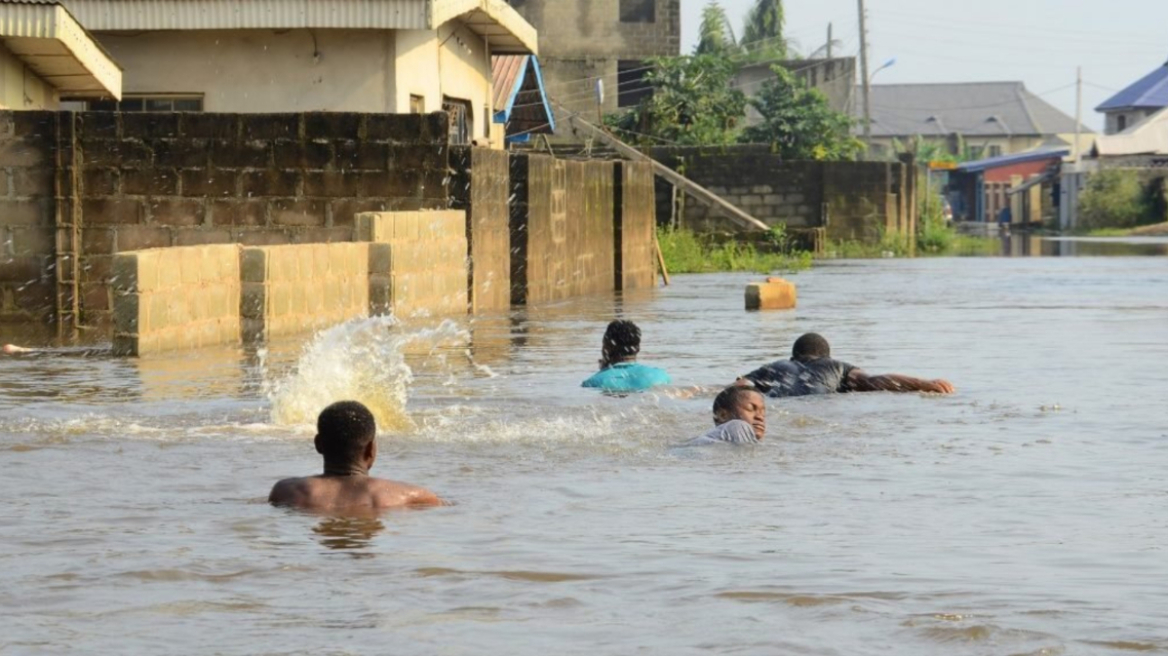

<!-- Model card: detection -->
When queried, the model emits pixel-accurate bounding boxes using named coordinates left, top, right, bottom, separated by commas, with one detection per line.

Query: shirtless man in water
left=269, top=400, right=442, bottom=512
left=2, top=344, right=33, bottom=355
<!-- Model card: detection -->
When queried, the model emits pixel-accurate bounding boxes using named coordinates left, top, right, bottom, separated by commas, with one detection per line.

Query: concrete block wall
left=0, top=113, right=57, bottom=325
left=240, top=242, right=370, bottom=341
left=75, top=111, right=449, bottom=327
left=650, top=145, right=914, bottom=245
left=451, top=147, right=510, bottom=312
left=614, top=161, right=657, bottom=291
left=111, top=244, right=241, bottom=355
left=355, top=210, right=468, bottom=318
left=511, top=154, right=616, bottom=305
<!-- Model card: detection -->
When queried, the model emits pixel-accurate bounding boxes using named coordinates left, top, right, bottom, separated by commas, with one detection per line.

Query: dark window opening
left=82, top=95, right=204, bottom=111
left=617, top=61, right=653, bottom=108
left=1117, top=114, right=1127, bottom=131
left=619, top=0, right=655, bottom=23
left=443, top=96, right=473, bottom=145
left=410, top=94, right=425, bottom=114
left=988, top=145, right=1002, bottom=158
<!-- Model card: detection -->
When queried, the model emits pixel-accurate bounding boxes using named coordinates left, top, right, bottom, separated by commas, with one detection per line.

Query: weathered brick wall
left=651, top=146, right=914, bottom=245
left=240, top=243, right=370, bottom=341
left=111, top=244, right=241, bottom=355
left=451, top=146, right=510, bottom=312
left=615, top=161, right=657, bottom=291
left=0, top=113, right=56, bottom=326
left=74, top=111, right=448, bottom=327
left=510, top=154, right=616, bottom=305
left=651, top=146, right=824, bottom=232
left=355, top=211, right=468, bottom=318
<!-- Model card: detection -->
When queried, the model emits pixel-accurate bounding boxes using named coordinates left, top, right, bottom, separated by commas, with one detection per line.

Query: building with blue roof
left=1096, top=60, right=1168, bottom=135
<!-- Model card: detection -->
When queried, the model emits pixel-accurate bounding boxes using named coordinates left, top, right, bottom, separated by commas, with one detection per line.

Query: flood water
left=2, top=255, right=1167, bottom=655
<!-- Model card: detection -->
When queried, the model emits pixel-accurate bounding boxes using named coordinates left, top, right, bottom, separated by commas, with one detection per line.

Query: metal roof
left=1095, top=61, right=1168, bottom=112
left=491, top=54, right=553, bottom=142
left=955, top=147, right=1069, bottom=173
left=0, top=0, right=122, bottom=98
left=859, top=82, right=1090, bottom=138
left=58, top=0, right=536, bottom=53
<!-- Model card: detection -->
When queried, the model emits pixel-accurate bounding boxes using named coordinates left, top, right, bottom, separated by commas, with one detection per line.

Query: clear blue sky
left=680, top=0, right=1168, bottom=131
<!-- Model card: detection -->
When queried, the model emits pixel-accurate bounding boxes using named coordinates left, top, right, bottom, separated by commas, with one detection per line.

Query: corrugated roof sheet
left=955, top=147, right=1069, bottom=173
left=491, top=53, right=552, bottom=141
left=57, top=0, right=535, bottom=52
left=59, top=0, right=432, bottom=30
left=1095, top=62, right=1168, bottom=112
left=859, top=82, right=1090, bottom=138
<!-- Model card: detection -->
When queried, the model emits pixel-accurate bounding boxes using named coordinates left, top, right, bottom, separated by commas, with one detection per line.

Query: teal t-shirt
left=581, top=362, right=672, bottom=392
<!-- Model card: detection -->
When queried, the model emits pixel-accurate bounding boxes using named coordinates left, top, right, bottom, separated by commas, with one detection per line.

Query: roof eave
left=0, top=3, right=122, bottom=99
left=432, top=0, right=537, bottom=55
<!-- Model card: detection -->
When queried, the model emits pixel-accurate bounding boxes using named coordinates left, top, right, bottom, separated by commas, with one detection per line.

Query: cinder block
left=240, top=248, right=268, bottom=283
left=745, top=278, right=797, bottom=311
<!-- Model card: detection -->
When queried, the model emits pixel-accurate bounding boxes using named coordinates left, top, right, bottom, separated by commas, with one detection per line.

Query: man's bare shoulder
left=368, top=478, right=444, bottom=508
left=269, top=476, right=315, bottom=506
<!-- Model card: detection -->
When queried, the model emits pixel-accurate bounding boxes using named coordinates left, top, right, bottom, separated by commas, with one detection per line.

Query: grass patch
left=657, top=227, right=812, bottom=274
left=1084, top=227, right=1137, bottom=237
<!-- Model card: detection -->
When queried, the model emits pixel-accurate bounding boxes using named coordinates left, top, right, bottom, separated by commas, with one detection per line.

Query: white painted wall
left=0, top=46, right=59, bottom=110
left=92, top=26, right=502, bottom=145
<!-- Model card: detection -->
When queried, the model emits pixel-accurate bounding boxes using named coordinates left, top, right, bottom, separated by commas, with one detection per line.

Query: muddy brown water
left=2, top=252, right=1167, bottom=655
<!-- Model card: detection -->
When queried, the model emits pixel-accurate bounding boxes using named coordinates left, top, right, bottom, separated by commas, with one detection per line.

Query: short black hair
left=316, top=401, right=376, bottom=461
left=791, top=332, right=831, bottom=361
left=603, top=320, right=641, bottom=360
left=713, top=385, right=762, bottom=416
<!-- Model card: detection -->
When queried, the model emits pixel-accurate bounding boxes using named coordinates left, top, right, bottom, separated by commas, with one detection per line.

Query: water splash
left=266, top=316, right=472, bottom=432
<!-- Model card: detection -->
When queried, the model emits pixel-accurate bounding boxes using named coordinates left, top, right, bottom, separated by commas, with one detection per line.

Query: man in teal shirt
left=581, top=320, right=672, bottom=392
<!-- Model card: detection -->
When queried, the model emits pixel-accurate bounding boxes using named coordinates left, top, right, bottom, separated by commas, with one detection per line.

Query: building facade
left=504, top=0, right=680, bottom=140
left=860, top=81, right=1091, bottom=160
left=734, top=57, right=856, bottom=126
left=56, top=0, right=536, bottom=148
left=1095, top=60, right=1168, bottom=135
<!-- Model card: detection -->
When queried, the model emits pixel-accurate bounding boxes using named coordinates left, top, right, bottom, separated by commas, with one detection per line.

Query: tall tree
left=605, top=55, right=747, bottom=147
left=694, top=1, right=738, bottom=57
left=741, top=0, right=785, bottom=61
left=740, top=65, right=862, bottom=161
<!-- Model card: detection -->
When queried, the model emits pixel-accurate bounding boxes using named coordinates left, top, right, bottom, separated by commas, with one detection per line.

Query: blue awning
left=955, top=148, right=1069, bottom=173
left=492, top=54, right=555, bottom=144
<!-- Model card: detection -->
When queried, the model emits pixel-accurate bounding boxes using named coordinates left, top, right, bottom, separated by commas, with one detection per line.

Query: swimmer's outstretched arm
left=847, top=369, right=954, bottom=394
left=2, top=344, right=34, bottom=355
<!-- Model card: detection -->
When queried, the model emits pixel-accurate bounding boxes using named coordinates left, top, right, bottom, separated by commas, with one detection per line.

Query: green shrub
left=657, top=227, right=811, bottom=274
left=1078, top=170, right=1159, bottom=231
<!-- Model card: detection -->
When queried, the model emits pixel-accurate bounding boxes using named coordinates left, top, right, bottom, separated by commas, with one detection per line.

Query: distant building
left=947, top=148, right=1068, bottom=225
left=733, top=57, right=856, bottom=126
left=56, top=0, right=536, bottom=148
left=1095, top=59, right=1168, bottom=135
left=0, top=0, right=120, bottom=110
left=859, top=81, right=1091, bottom=159
left=504, top=0, right=680, bottom=140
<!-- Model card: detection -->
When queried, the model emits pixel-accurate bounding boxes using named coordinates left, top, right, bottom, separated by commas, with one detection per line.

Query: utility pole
left=1074, top=65, right=1083, bottom=164
left=858, top=0, right=872, bottom=148
left=827, top=22, right=833, bottom=58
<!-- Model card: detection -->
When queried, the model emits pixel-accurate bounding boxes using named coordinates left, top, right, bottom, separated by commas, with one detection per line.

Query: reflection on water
left=1003, top=234, right=1168, bottom=257
left=2, top=257, right=1168, bottom=655
left=312, top=516, right=385, bottom=553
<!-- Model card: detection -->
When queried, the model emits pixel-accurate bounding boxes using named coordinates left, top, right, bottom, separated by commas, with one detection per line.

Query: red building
left=947, top=149, right=1068, bottom=223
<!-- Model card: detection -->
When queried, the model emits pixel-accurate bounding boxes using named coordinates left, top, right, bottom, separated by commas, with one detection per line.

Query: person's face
left=717, top=391, right=767, bottom=440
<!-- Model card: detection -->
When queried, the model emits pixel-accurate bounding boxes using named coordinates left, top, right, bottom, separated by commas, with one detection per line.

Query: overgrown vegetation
left=740, top=66, right=863, bottom=160
left=1077, top=170, right=1166, bottom=232
left=657, top=226, right=811, bottom=274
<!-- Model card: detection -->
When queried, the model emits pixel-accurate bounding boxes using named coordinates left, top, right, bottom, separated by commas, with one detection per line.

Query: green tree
left=741, top=0, right=785, bottom=61
left=695, top=1, right=738, bottom=57
left=606, top=55, right=747, bottom=146
left=740, top=65, right=862, bottom=160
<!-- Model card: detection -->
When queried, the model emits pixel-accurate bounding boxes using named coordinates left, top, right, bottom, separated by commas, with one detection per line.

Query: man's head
left=314, top=401, right=378, bottom=468
left=601, top=320, right=641, bottom=366
left=791, top=332, right=831, bottom=362
left=713, top=385, right=767, bottom=440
